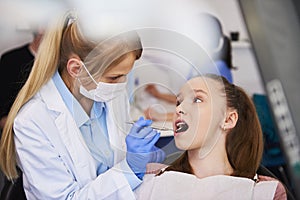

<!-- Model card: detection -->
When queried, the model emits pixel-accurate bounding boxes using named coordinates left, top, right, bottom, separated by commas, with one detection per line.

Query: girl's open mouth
left=175, top=120, right=189, bottom=133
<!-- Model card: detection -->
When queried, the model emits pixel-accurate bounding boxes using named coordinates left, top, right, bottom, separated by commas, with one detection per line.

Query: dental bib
left=135, top=171, right=278, bottom=200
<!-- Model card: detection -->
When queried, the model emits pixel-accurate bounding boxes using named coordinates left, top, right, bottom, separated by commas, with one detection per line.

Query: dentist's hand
left=126, top=117, right=166, bottom=179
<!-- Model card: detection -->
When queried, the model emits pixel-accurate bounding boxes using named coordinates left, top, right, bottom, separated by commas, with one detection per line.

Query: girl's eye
left=193, top=97, right=203, bottom=103
left=176, top=100, right=181, bottom=106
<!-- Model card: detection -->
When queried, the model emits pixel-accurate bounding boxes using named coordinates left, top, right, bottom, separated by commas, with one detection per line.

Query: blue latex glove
left=126, top=117, right=166, bottom=179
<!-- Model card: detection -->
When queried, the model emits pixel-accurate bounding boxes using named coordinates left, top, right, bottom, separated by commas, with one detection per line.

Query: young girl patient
left=135, top=74, right=287, bottom=200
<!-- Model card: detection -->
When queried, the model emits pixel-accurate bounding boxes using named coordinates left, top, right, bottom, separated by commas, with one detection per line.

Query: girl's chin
left=174, top=139, right=189, bottom=151
left=173, top=131, right=190, bottom=148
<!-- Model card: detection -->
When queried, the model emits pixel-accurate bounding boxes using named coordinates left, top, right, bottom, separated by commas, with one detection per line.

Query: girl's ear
left=223, top=109, right=238, bottom=131
left=66, top=58, right=82, bottom=78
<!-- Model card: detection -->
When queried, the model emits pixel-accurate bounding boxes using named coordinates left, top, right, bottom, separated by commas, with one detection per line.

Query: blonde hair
left=0, top=12, right=142, bottom=180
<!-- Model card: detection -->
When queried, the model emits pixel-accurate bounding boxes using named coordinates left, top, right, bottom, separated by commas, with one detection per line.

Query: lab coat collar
left=51, top=70, right=106, bottom=128
left=39, top=77, right=67, bottom=113
left=52, top=70, right=89, bottom=127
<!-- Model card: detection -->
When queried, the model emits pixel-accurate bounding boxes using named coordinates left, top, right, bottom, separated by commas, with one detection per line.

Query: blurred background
left=0, top=0, right=264, bottom=96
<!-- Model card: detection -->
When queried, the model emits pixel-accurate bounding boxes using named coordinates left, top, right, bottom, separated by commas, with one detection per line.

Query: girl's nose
left=175, top=104, right=185, bottom=115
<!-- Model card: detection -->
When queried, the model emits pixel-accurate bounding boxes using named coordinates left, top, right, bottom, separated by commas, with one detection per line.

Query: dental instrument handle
left=126, top=122, right=173, bottom=131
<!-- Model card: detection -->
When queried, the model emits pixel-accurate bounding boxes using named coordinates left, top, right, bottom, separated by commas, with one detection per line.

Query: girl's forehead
left=181, top=77, right=213, bottom=93
left=180, top=77, right=225, bottom=101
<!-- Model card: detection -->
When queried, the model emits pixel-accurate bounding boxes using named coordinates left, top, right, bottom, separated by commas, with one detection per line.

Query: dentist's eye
left=193, top=97, right=203, bottom=103
left=107, top=75, right=126, bottom=83
left=109, top=76, right=120, bottom=80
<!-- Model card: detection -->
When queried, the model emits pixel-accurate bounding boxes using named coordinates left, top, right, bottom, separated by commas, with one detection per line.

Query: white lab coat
left=13, top=78, right=138, bottom=199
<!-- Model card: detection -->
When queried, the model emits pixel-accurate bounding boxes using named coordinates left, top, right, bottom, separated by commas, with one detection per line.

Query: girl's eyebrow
left=177, top=89, right=208, bottom=98
left=193, top=89, right=208, bottom=97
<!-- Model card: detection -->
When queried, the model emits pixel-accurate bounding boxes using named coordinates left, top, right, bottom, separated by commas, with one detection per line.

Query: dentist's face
left=99, top=52, right=136, bottom=84
left=79, top=52, right=136, bottom=91
left=173, top=77, right=226, bottom=154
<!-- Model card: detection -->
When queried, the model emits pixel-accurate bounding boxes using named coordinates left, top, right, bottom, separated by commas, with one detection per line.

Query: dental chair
left=257, top=165, right=295, bottom=200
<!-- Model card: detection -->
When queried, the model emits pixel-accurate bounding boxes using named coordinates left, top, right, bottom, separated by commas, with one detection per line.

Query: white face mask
left=79, top=62, right=127, bottom=102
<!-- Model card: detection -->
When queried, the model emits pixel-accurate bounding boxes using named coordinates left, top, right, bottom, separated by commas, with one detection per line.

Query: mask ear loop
left=80, top=61, right=98, bottom=86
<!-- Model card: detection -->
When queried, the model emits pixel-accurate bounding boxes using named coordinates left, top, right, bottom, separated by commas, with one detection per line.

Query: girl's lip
left=173, top=119, right=183, bottom=130
left=174, top=119, right=186, bottom=125
left=173, top=119, right=189, bottom=135
left=174, top=131, right=183, bottom=137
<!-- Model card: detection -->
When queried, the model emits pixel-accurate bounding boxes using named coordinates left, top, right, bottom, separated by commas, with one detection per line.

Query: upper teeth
left=177, top=122, right=185, bottom=127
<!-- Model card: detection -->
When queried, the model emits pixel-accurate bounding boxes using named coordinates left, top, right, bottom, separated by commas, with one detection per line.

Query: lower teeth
left=176, top=124, right=188, bottom=133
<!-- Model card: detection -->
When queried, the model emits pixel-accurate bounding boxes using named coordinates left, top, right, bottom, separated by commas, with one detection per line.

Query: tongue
left=176, top=123, right=189, bottom=133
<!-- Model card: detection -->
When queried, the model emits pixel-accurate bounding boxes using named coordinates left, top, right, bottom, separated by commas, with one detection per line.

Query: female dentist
left=0, top=11, right=165, bottom=199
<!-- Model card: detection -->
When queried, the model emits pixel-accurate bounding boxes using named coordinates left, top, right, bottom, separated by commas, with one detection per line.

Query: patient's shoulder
left=258, top=175, right=287, bottom=200
left=146, top=163, right=168, bottom=174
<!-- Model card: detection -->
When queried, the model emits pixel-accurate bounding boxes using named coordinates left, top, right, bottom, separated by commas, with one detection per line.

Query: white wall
left=0, top=30, right=33, bottom=56
left=0, top=0, right=69, bottom=55
left=187, top=0, right=266, bottom=95
left=188, top=0, right=249, bottom=40
left=231, top=43, right=266, bottom=95
left=132, top=0, right=266, bottom=96
left=0, top=0, right=266, bottom=95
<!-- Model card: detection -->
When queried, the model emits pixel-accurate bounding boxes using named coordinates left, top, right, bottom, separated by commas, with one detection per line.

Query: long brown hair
left=0, top=11, right=142, bottom=180
left=160, top=74, right=263, bottom=179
